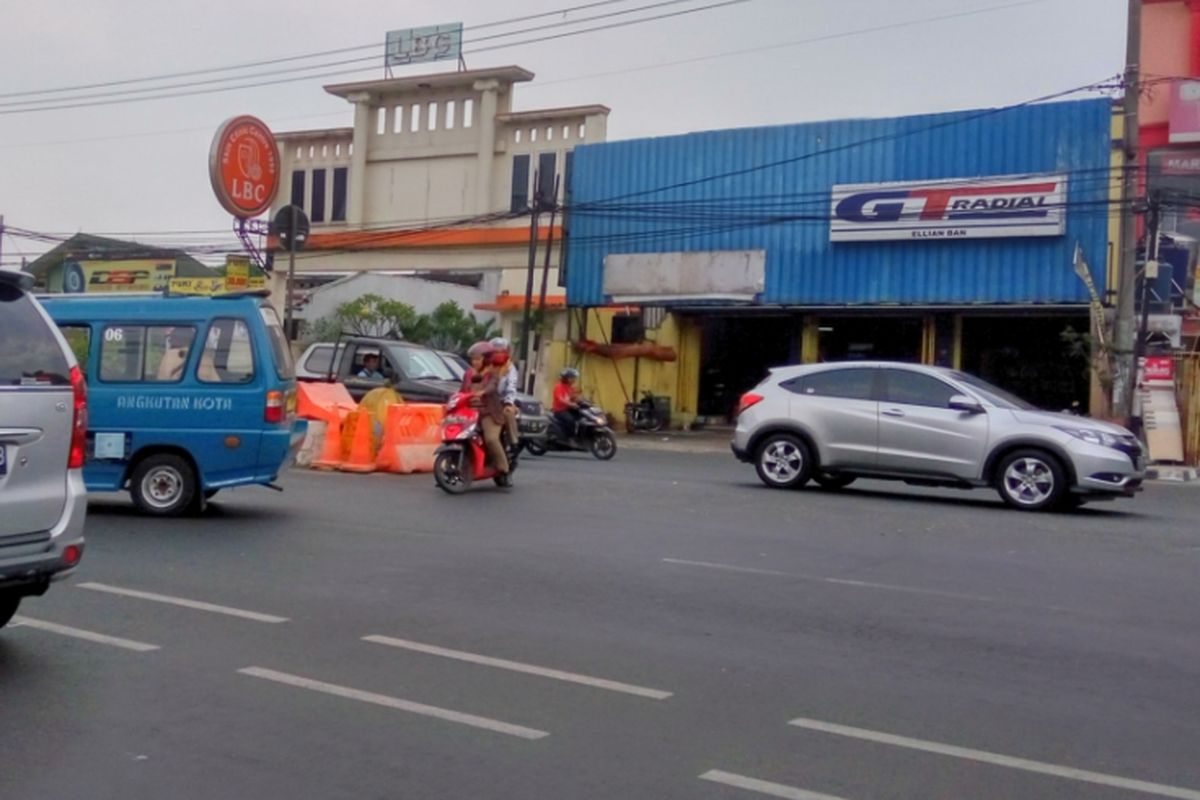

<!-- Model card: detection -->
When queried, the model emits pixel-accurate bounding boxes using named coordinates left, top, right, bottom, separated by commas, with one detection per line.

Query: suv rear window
left=0, top=284, right=70, bottom=386
left=259, top=305, right=295, bottom=380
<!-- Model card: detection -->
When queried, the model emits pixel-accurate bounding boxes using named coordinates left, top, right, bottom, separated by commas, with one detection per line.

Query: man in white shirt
left=490, top=337, right=520, bottom=446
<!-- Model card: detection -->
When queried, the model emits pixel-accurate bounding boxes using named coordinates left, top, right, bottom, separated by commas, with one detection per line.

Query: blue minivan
left=41, top=293, right=306, bottom=515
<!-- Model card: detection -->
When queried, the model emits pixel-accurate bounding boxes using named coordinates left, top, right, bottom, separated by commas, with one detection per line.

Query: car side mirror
left=948, top=394, right=984, bottom=414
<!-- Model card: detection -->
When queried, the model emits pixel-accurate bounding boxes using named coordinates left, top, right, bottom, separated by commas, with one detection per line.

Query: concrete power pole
left=1114, top=0, right=1142, bottom=420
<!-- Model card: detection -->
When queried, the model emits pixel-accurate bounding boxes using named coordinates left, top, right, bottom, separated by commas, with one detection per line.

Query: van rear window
left=0, top=285, right=69, bottom=386
left=259, top=305, right=295, bottom=380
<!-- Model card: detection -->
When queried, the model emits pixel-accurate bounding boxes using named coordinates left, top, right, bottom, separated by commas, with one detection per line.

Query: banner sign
left=1169, top=80, right=1200, bottom=144
left=830, top=174, right=1068, bottom=242
left=60, top=259, right=176, bottom=293
left=209, top=115, right=281, bottom=219
left=385, top=23, right=463, bottom=67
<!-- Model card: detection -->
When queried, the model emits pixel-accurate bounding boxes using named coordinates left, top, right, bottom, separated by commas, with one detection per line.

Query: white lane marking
left=662, top=558, right=1030, bottom=607
left=78, top=582, right=289, bottom=623
left=788, top=717, right=1200, bottom=800
left=363, top=634, right=672, bottom=700
left=11, top=616, right=160, bottom=652
left=699, top=770, right=849, bottom=799
left=237, top=666, right=549, bottom=740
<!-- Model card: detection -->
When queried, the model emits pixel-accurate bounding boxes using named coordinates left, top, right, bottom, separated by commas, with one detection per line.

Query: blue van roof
left=39, top=294, right=266, bottom=323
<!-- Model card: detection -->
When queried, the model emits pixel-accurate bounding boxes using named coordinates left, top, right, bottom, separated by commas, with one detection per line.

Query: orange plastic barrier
left=297, top=382, right=357, bottom=423
left=311, top=414, right=344, bottom=470
left=339, top=410, right=377, bottom=473
left=376, top=403, right=444, bottom=474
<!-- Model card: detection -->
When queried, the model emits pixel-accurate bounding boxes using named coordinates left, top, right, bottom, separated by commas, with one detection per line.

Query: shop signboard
left=385, top=23, right=463, bottom=67
left=1169, top=80, right=1200, bottom=144
left=209, top=116, right=281, bottom=219
left=830, top=174, right=1068, bottom=242
left=58, top=259, right=176, bottom=293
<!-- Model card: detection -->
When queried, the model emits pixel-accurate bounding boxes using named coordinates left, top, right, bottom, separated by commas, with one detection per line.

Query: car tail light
left=737, top=392, right=764, bottom=417
left=63, top=544, right=82, bottom=567
left=68, top=365, right=88, bottom=469
left=265, top=390, right=285, bottom=424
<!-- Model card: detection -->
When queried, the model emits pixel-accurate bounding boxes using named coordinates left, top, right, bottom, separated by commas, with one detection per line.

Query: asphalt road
left=3, top=448, right=1199, bottom=800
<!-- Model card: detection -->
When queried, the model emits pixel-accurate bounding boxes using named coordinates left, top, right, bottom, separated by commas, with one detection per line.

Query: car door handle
left=881, top=408, right=905, bottom=418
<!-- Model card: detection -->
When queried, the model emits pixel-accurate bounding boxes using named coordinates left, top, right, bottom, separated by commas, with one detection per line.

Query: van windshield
left=259, top=305, right=295, bottom=380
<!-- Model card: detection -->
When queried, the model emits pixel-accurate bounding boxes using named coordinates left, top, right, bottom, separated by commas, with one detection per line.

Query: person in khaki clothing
left=470, top=346, right=511, bottom=485
left=490, top=337, right=521, bottom=446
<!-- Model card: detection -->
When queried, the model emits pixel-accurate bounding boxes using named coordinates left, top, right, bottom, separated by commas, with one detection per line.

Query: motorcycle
left=525, top=399, right=618, bottom=461
left=433, top=392, right=520, bottom=494
left=624, top=390, right=667, bottom=433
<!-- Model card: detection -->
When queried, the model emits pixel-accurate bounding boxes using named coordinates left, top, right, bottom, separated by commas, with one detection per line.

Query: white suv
left=0, top=270, right=87, bottom=628
left=732, top=362, right=1144, bottom=511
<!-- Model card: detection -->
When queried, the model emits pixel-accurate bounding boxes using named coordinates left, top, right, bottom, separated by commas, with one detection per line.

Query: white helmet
left=489, top=337, right=511, bottom=352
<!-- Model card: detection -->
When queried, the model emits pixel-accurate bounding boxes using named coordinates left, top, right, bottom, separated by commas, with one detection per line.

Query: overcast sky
left=0, top=0, right=1126, bottom=263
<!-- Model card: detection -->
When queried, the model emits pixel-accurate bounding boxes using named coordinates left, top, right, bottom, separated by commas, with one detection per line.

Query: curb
left=616, top=435, right=730, bottom=454
left=1145, top=466, right=1198, bottom=483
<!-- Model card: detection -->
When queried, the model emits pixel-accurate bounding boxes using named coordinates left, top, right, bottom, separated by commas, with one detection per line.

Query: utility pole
left=1115, top=0, right=1143, bottom=420
left=530, top=175, right=561, bottom=392
left=1132, top=191, right=1162, bottom=430
left=520, top=171, right=542, bottom=390
left=284, top=205, right=299, bottom=342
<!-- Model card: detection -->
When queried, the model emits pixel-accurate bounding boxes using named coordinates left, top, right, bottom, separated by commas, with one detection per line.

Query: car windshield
left=438, top=353, right=466, bottom=380
left=949, top=370, right=1038, bottom=410
left=389, top=345, right=457, bottom=381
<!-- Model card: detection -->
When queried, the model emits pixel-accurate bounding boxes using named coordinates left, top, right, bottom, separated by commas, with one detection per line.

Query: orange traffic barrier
left=311, top=413, right=344, bottom=470
left=377, top=403, right=444, bottom=474
left=339, top=409, right=377, bottom=473
left=297, top=382, right=356, bottom=423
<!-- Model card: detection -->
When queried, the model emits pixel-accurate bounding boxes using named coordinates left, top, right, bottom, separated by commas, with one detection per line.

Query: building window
left=514, top=129, right=523, bottom=144
left=410, top=103, right=422, bottom=132
left=393, top=105, right=404, bottom=134
left=290, top=170, right=306, bottom=209
left=428, top=101, right=439, bottom=131
left=511, top=154, right=530, bottom=213
left=445, top=100, right=457, bottom=129
left=611, top=314, right=644, bottom=344
left=376, top=108, right=386, bottom=135
left=332, top=167, right=348, bottom=222
left=463, top=98, right=474, bottom=127
left=311, top=168, right=327, bottom=223
left=537, top=152, right=557, bottom=205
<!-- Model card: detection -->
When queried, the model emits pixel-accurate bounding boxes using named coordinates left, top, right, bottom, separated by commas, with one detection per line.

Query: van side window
left=58, top=325, right=92, bottom=376
left=198, top=318, right=255, bottom=384
left=99, top=325, right=197, bottom=383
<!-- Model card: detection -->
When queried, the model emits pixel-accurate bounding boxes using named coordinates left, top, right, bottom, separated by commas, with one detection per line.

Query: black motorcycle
left=524, top=400, right=617, bottom=460
left=624, top=390, right=667, bottom=433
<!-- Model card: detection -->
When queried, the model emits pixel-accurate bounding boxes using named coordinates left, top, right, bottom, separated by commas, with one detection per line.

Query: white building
left=269, top=65, right=609, bottom=344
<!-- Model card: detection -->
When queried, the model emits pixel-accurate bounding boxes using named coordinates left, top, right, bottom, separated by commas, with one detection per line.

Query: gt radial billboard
left=830, top=174, right=1068, bottom=242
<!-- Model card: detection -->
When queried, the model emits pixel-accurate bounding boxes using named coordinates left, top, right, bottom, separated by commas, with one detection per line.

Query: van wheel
left=131, top=454, right=198, bottom=516
left=755, top=434, right=813, bottom=489
left=996, top=449, right=1066, bottom=511
left=0, top=593, right=20, bottom=628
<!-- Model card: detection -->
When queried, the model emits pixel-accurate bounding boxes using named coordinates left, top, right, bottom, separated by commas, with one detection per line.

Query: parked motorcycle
left=624, top=390, right=667, bottom=433
left=433, top=392, right=520, bottom=494
left=525, top=400, right=617, bottom=460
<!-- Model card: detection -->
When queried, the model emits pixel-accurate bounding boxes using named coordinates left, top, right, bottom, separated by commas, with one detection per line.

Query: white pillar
left=474, top=79, right=500, bottom=215
left=348, top=92, right=371, bottom=226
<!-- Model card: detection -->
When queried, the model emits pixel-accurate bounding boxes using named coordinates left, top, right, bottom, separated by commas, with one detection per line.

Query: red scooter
left=433, top=391, right=518, bottom=494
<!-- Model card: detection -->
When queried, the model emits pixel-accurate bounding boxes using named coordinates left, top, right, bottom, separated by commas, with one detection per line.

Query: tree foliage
left=306, top=295, right=497, bottom=353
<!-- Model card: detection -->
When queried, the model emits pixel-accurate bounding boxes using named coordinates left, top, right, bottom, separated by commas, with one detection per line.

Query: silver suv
left=732, top=362, right=1143, bottom=511
left=0, top=270, right=87, bottom=628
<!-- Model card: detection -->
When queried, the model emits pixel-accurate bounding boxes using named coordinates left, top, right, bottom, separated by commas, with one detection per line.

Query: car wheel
left=996, top=449, right=1066, bottom=511
left=813, top=472, right=856, bottom=490
left=0, top=593, right=20, bottom=629
left=130, top=454, right=198, bottom=516
left=754, top=434, right=813, bottom=489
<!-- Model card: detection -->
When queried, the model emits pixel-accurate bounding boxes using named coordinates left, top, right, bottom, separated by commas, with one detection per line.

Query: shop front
left=563, top=99, right=1113, bottom=427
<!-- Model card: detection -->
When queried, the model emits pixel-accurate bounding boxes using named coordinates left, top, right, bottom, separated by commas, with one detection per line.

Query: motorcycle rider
left=469, top=345, right=511, bottom=485
left=489, top=336, right=521, bottom=446
left=462, top=340, right=490, bottom=391
left=552, top=367, right=583, bottom=440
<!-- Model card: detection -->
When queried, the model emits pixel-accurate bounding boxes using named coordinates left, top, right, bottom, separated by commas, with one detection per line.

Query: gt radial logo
left=830, top=174, right=1068, bottom=242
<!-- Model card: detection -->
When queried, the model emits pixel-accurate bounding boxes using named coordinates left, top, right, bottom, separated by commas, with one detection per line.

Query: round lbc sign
left=209, top=115, right=281, bottom=218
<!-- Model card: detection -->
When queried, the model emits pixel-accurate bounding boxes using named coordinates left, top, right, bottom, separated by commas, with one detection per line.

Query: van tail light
left=737, top=392, right=764, bottom=417
left=68, top=365, right=88, bottom=469
left=265, top=390, right=285, bottom=424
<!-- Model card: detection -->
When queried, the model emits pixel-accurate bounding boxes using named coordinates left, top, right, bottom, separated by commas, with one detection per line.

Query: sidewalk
left=616, top=428, right=733, bottom=454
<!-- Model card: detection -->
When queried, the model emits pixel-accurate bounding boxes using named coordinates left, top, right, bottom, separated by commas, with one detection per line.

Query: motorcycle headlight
left=594, top=414, right=607, bottom=426
left=1055, top=426, right=1122, bottom=448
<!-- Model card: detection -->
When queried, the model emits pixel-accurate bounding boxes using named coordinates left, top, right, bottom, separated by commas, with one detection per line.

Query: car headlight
left=1055, top=426, right=1122, bottom=448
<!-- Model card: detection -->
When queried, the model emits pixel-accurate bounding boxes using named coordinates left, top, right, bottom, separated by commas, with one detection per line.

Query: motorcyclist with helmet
left=489, top=337, right=521, bottom=446
left=463, top=342, right=511, bottom=485
left=553, top=367, right=583, bottom=439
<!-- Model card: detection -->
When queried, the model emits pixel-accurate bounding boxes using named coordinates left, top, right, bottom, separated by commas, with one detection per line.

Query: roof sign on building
left=830, top=174, right=1068, bottom=242
left=1169, top=80, right=1200, bottom=144
left=385, top=23, right=463, bottom=67
left=209, top=116, right=281, bottom=219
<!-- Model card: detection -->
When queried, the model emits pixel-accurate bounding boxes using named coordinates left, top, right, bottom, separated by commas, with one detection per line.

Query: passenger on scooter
left=462, top=341, right=490, bottom=392
left=490, top=337, right=521, bottom=446
left=553, top=368, right=583, bottom=439
left=473, top=348, right=511, bottom=483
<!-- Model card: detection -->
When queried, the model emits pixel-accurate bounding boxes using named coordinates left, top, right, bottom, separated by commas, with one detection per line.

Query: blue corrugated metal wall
left=565, top=99, right=1112, bottom=307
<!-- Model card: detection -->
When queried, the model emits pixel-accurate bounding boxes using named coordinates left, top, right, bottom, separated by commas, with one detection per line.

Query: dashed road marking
left=699, top=770, right=849, bottom=799
left=363, top=634, right=672, bottom=700
left=78, top=582, right=289, bottom=623
left=237, top=666, right=549, bottom=740
left=788, top=716, right=1200, bottom=800
left=11, top=616, right=160, bottom=652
